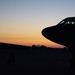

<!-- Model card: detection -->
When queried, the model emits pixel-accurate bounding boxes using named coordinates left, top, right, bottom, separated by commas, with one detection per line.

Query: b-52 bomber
left=42, top=17, right=75, bottom=68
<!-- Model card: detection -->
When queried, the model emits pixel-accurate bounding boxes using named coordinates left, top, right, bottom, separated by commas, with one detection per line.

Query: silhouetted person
left=7, top=52, right=15, bottom=65
left=42, top=17, right=75, bottom=68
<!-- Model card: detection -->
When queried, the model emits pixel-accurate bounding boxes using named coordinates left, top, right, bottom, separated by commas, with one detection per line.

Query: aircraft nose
left=42, top=27, right=50, bottom=39
left=42, top=26, right=57, bottom=40
left=42, top=27, right=48, bottom=38
left=41, top=26, right=67, bottom=46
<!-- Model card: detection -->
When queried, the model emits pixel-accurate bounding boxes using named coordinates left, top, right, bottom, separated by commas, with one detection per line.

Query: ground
left=0, top=43, right=75, bottom=75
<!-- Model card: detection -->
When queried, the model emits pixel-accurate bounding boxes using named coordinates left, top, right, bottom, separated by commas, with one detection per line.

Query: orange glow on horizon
left=0, top=35, right=64, bottom=48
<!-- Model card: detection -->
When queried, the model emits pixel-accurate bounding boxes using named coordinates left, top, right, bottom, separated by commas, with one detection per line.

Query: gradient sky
left=0, top=0, right=75, bottom=48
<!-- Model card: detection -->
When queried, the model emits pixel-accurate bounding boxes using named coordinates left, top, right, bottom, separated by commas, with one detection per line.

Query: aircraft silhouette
left=42, top=17, right=75, bottom=68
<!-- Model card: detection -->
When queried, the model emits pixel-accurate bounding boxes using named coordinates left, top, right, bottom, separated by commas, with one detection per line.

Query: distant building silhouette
left=42, top=17, right=75, bottom=68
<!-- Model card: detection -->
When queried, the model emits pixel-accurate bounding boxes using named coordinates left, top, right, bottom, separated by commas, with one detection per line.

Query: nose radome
left=42, top=28, right=48, bottom=38
left=42, top=26, right=58, bottom=42
left=41, top=26, right=69, bottom=47
left=42, top=26, right=55, bottom=36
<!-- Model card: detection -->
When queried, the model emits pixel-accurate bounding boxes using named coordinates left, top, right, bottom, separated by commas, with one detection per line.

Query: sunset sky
left=0, top=0, right=75, bottom=48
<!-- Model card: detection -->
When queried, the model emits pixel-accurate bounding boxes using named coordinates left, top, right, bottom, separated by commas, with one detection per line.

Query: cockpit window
left=65, top=21, right=70, bottom=24
left=72, top=22, right=75, bottom=24
left=59, top=20, right=75, bottom=25
left=59, top=21, right=65, bottom=24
